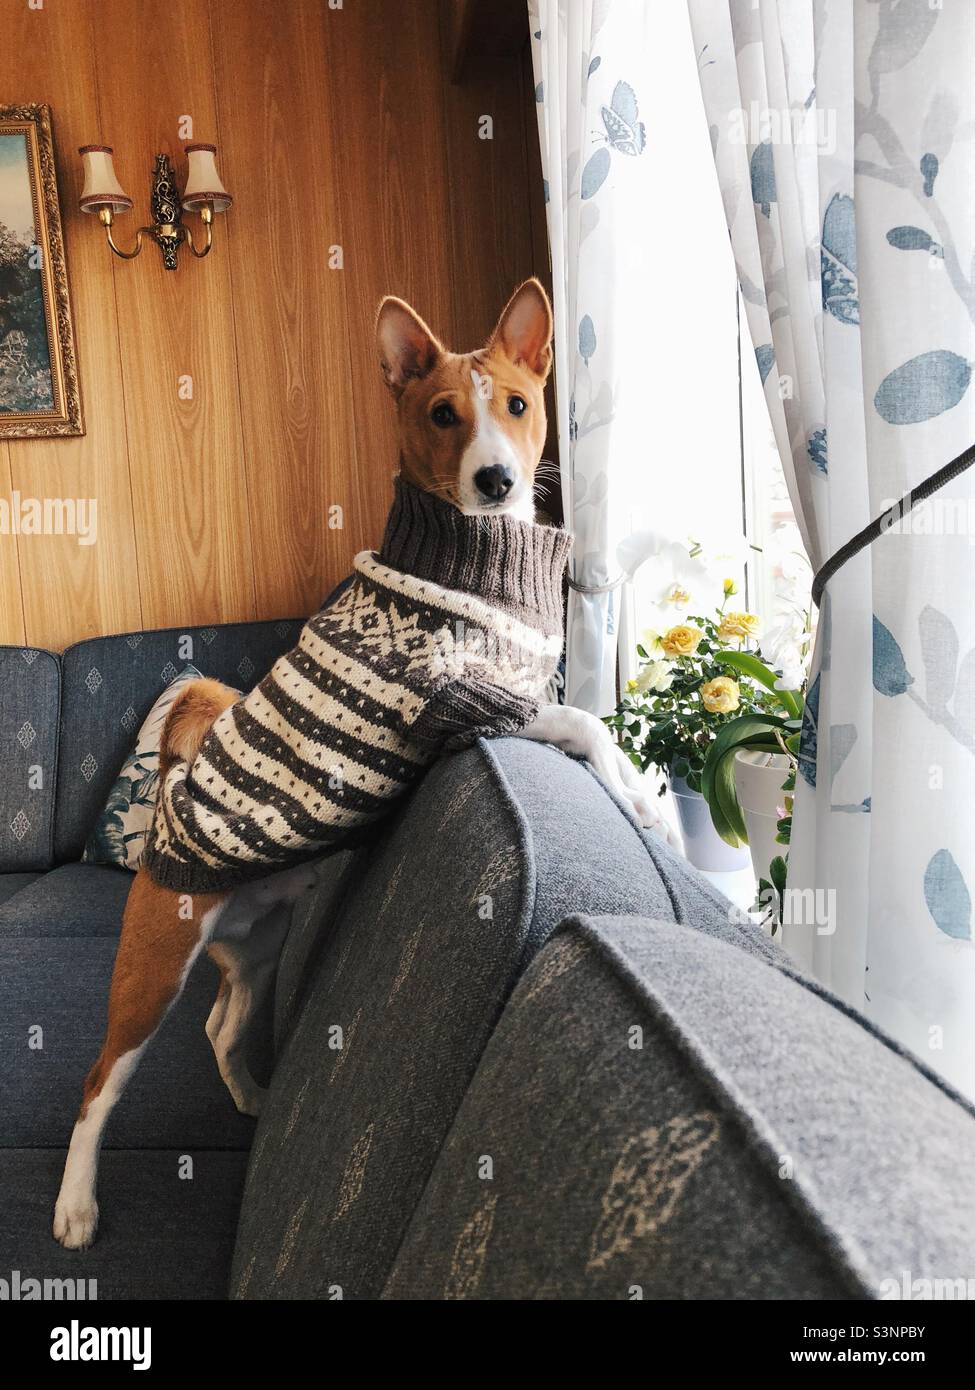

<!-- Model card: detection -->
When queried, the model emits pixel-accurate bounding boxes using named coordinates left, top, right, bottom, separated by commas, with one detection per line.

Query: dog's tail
left=160, top=678, right=239, bottom=776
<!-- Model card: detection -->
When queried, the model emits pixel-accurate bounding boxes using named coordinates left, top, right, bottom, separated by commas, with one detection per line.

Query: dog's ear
left=376, top=296, right=443, bottom=398
left=489, top=278, right=553, bottom=379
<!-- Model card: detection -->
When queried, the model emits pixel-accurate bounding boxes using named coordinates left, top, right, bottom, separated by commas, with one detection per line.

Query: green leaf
left=769, top=855, right=788, bottom=893
left=700, top=712, right=791, bottom=847
left=701, top=712, right=790, bottom=808
left=703, top=776, right=739, bottom=843
left=712, top=749, right=748, bottom=844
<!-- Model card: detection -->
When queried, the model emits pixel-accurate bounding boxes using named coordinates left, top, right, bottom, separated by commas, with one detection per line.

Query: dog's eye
left=430, top=402, right=457, bottom=428
left=507, top=395, right=527, bottom=417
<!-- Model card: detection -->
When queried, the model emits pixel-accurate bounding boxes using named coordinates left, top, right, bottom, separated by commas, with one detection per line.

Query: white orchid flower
left=616, top=530, right=733, bottom=628
left=760, top=612, right=810, bottom=692
left=775, top=665, right=807, bottom=694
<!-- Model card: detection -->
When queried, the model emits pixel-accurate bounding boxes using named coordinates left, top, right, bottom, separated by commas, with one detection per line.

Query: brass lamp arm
left=183, top=204, right=214, bottom=259
left=100, top=206, right=213, bottom=262
left=104, top=222, right=152, bottom=260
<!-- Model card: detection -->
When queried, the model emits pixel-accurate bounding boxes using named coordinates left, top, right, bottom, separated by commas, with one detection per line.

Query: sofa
left=2, top=619, right=974, bottom=1300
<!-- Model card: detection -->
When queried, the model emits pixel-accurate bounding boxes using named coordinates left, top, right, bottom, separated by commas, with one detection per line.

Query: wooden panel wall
left=0, top=0, right=552, bottom=650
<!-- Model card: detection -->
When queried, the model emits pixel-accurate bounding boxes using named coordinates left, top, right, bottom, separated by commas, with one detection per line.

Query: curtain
left=528, top=0, right=653, bottom=714
left=689, top=0, right=975, bottom=1098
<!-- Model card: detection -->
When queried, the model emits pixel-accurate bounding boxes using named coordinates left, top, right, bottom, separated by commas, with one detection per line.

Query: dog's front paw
left=53, top=1195, right=99, bottom=1250
left=622, top=786, right=654, bottom=827
left=630, top=794, right=682, bottom=848
left=609, top=747, right=681, bottom=847
left=617, top=783, right=658, bottom=830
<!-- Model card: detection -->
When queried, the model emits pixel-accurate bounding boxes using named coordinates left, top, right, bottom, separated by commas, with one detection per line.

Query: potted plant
left=699, top=648, right=805, bottom=929
left=606, top=591, right=785, bottom=872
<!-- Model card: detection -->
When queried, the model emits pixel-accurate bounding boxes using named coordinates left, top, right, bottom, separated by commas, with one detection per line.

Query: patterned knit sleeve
left=409, top=677, right=540, bottom=753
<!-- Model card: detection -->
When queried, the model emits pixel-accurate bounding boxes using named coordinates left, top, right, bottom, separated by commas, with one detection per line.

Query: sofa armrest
left=383, top=912, right=975, bottom=1299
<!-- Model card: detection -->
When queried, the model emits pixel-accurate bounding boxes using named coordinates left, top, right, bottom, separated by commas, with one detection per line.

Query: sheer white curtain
left=528, top=0, right=654, bottom=713
left=689, top=0, right=975, bottom=1098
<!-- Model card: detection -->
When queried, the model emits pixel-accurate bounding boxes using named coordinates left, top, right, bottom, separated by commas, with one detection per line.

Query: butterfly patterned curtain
left=528, top=0, right=652, bottom=714
left=688, top=0, right=975, bottom=1099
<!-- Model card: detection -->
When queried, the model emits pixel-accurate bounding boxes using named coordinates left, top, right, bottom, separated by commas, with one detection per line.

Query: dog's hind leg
left=207, top=904, right=290, bottom=1117
left=53, top=873, right=225, bottom=1250
left=204, top=964, right=232, bottom=1054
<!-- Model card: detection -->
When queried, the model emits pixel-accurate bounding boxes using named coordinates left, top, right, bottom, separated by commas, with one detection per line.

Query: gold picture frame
left=0, top=103, right=83, bottom=438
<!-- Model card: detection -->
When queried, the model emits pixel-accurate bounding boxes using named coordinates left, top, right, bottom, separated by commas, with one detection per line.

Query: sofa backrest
left=229, top=736, right=784, bottom=1300
left=54, top=618, right=303, bottom=862
left=0, top=646, right=60, bottom=872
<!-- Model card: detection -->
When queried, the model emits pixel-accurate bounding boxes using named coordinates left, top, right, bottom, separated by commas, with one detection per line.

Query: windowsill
left=699, top=864, right=759, bottom=915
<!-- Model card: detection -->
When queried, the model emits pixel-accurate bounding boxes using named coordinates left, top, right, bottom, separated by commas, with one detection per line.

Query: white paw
left=616, top=780, right=681, bottom=846
left=53, top=1194, right=99, bottom=1250
left=231, top=1083, right=268, bottom=1118
left=617, top=782, right=655, bottom=828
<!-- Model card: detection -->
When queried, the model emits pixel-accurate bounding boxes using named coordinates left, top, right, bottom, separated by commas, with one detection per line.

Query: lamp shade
left=182, top=143, right=233, bottom=212
left=78, top=145, right=133, bottom=212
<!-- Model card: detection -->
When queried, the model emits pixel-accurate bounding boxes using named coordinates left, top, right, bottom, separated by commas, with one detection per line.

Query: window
left=615, top=1, right=810, bottom=686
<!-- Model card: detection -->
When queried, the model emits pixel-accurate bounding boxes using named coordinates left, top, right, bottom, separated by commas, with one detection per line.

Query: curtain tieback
left=811, top=440, right=975, bottom=608
left=566, top=573, right=626, bottom=596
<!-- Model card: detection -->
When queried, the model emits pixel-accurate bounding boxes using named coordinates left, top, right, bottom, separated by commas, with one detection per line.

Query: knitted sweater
left=141, top=479, right=571, bottom=893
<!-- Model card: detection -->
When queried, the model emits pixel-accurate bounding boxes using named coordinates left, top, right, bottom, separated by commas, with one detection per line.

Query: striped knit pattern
left=141, top=479, right=572, bottom=893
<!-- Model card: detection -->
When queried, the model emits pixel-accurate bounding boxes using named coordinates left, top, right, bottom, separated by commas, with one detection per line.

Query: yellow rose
left=722, top=577, right=738, bottom=596
left=625, top=678, right=638, bottom=693
left=660, top=624, right=703, bottom=658
left=700, top=676, right=740, bottom=714
left=717, top=611, right=760, bottom=643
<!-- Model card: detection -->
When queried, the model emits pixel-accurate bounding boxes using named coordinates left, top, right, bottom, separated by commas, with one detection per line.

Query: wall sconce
left=78, top=144, right=233, bottom=271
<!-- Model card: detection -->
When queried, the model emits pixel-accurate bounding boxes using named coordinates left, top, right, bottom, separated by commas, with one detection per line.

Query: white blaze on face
left=458, top=368, right=532, bottom=519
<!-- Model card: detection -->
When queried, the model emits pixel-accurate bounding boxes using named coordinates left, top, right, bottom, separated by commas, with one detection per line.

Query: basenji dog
left=53, top=279, right=671, bottom=1250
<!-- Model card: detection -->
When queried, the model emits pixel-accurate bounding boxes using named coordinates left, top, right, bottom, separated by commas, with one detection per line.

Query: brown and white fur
left=53, top=280, right=672, bottom=1250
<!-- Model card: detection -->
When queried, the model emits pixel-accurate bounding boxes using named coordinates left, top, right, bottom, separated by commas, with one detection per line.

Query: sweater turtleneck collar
left=378, top=476, right=572, bottom=629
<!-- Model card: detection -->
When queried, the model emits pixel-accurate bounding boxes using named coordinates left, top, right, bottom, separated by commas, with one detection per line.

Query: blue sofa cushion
left=230, top=737, right=783, bottom=1300
left=384, top=915, right=975, bottom=1299
left=0, top=646, right=60, bottom=872
left=55, top=618, right=303, bottom=862
left=0, top=864, right=132, bottom=937
left=0, top=1149, right=247, bottom=1300
left=0, top=937, right=258, bottom=1150
left=0, top=872, right=40, bottom=907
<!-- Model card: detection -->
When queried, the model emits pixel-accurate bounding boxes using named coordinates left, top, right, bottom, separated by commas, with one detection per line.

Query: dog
left=53, top=279, right=670, bottom=1250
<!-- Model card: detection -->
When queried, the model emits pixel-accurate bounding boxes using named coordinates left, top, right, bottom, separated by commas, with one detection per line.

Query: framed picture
left=0, top=104, right=83, bottom=438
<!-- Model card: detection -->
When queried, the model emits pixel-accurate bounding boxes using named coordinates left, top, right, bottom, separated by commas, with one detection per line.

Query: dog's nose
left=474, top=465, right=515, bottom=500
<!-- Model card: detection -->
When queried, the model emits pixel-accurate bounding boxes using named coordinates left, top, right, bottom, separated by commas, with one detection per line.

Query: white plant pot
left=733, top=750, right=792, bottom=885
left=669, top=770, right=751, bottom=872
